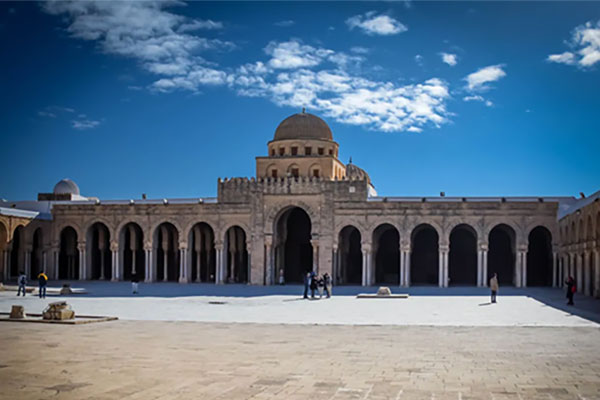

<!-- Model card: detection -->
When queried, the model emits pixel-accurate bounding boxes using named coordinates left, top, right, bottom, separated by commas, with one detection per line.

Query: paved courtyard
left=1, top=283, right=600, bottom=399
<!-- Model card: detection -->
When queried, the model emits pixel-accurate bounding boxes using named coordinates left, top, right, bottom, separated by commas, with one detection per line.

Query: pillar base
left=178, top=277, right=189, bottom=284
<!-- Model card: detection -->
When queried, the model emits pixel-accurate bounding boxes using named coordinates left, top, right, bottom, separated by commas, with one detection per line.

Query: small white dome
left=53, top=179, right=80, bottom=195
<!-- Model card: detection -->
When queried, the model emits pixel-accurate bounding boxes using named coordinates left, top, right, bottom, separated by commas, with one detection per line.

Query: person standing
left=37, top=271, right=48, bottom=299
left=489, top=272, right=499, bottom=303
left=309, top=271, right=318, bottom=299
left=17, top=271, right=27, bottom=297
left=278, top=268, right=285, bottom=285
left=323, top=273, right=331, bottom=298
left=303, top=272, right=310, bottom=299
left=131, top=274, right=139, bottom=295
left=566, top=276, right=576, bottom=305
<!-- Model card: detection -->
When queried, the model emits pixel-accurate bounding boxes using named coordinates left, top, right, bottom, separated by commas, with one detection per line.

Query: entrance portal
left=274, top=207, right=313, bottom=284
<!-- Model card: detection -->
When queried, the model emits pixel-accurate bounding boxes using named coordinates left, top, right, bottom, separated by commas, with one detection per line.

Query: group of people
left=303, top=271, right=332, bottom=299
left=16, top=270, right=48, bottom=298
left=488, top=272, right=578, bottom=306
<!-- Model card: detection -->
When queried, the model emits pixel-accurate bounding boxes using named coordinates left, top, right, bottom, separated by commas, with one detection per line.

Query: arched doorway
left=337, top=225, right=362, bottom=285
left=87, top=222, right=111, bottom=280
left=120, top=223, right=144, bottom=281
left=449, top=224, right=477, bottom=286
left=527, top=226, right=552, bottom=286
left=10, top=226, right=23, bottom=278
left=59, top=227, right=78, bottom=279
left=31, top=228, right=43, bottom=279
left=225, top=226, right=248, bottom=283
left=410, top=224, right=439, bottom=285
left=188, top=223, right=215, bottom=283
left=373, top=224, right=400, bottom=285
left=274, top=207, right=313, bottom=284
left=154, top=223, right=179, bottom=282
left=488, top=224, right=515, bottom=286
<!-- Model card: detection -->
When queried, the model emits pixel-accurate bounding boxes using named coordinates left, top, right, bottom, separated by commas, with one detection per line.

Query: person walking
left=278, top=268, right=285, bottom=285
left=566, top=276, right=576, bottom=305
left=323, top=273, right=331, bottom=298
left=131, top=274, right=139, bottom=295
left=309, top=271, right=318, bottom=299
left=317, top=275, right=324, bottom=298
left=17, top=271, right=27, bottom=296
left=303, top=272, right=311, bottom=299
left=489, top=272, right=499, bottom=303
left=37, top=271, right=48, bottom=299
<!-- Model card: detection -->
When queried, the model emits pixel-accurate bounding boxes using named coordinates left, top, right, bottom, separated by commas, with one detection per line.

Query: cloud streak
left=346, top=12, right=407, bottom=36
left=464, top=64, right=506, bottom=91
left=547, top=20, right=600, bottom=68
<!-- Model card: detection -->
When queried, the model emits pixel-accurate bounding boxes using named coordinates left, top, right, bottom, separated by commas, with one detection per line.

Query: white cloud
left=547, top=21, right=600, bottom=67
left=38, top=111, right=57, bottom=118
left=264, top=40, right=333, bottom=69
left=464, top=64, right=506, bottom=91
left=346, top=12, right=407, bottom=36
left=485, top=100, right=493, bottom=107
left=440, top=52, right=458, bottom=66
left=414, top=54, right=423, bottom=65
left=42, top=0, right=232, bottom=93
left=72, top=119, right=100, bottom=130
left=350, top=46, right=370, bottom=54
left=547, top=51, right=576, bottom=65
left=274, top=20, right=295, bottom=27
left=463, top=95, right=484, bottom=102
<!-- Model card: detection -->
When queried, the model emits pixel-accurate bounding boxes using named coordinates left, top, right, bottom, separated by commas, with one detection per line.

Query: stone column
left=178, top=243, right=188, bottom=283
left=400, top=248, right=410, bottom=288
left=552, top=251, right=558, bottom=288
left=2, top=250, right=8, bottom=281
left=42, top=250, right=47, bottom=275
left=53, top=249, right=59, bottom=280
left=215, top=242, right=224, bottom=284
left=109, top=241, right=119, bottom=281
left=477, top=243, right=488, bottom=287
left=515, top=246, right=527, bottom=288
left=361, top=243, right=371, bottom=287
left=78, top=242, right=86, bottom=280
left=576, top=253, right=583, bottom=294
left=24, top=249, right=31, bottom=280
left=311, top=239, right=319, bottom=274
left=583, top=251, right=590, bottom=296
left=144, top=243, right=153, bottom=283
left=439, top=245, right=449, bottom=288
left=483, top=246, right=488, bottom=287
left=264, top=236, right=272, bottom=286
left=332, top=244, right=338, bottom=285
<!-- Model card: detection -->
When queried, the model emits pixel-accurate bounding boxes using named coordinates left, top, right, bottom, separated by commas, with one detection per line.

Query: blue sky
left=1, top=1, right=599, bottom=200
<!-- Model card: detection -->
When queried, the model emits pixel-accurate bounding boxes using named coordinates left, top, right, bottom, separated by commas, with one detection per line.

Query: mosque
left=1, top=111, right=599, bottom=297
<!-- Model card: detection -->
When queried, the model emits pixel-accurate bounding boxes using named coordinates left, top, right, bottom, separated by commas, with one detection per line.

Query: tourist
left=303, top=272, right=310, bottom=299
left=323, top=273, right=331, bottom=298
left=489, top=272, right=498, bottom=303
left=310, top=271, right=318, bottom=299
left=278, top=268, right=285, bottom=285
left=131, top=274, right=139, bottom=295
left=566, top=276, right=576, bottom=305
left=17, top=271, right=27, bottom=296
left=317, top=275, right=324, bottom=298
left=37, top=271, right=48, bottom=299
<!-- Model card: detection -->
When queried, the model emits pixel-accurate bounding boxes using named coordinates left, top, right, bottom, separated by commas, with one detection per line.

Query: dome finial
left=349, top=156, right=353, bottom=164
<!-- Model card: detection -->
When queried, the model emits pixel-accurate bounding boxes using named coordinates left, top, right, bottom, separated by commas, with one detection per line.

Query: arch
left=527, top=226, right=553, bottom=286
left=287, top=163, right=300, bottom=177
left=337, top=225, right=362, bottom=285
left=84, top=218, right=115, bottom=241
left=30, top=228, right=43, bottom=279
left=87, top=222, right=111, bottom=280
left=59, top=226, right=79, bottom=279
left=153, top=222, right=179, bottom=282
left=308, top=162, right=322, bottom=178
left=410, top=223, right=439, bottom=285
left=119, top=222, right=145, bottom=281
left=265, top=163, right=278, bottom=178
left=586, top=215, right=594, bottom=241
left=149, top=220, right=183, bottom=243
left=0, top=221, right=7, bottom=250
left=570, top=221, right=576, bottom=244
left=274, top=207, right=313, bottom=284
left=224, top=226, right=248, bottom=283
left=578, top=219, right=584, bottom=244
left=188, top=222, right=216, bottom=283
left=373, top=223, right=400, bottom=285
left=266, top=202, right=319, bottom=235
left=488, top=224, right=516, bottom=286
left=10, top=226, right=24, bottom=278
left=449, top=224, right=477, bottom=286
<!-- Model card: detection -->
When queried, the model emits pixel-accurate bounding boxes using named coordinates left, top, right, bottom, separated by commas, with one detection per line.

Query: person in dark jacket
left=566, top=276, right=576, bottom=305
left=17, top=271, right=27, bottom=296
left=37, top=271, right=48, bottom=299
left=303, top=272, right=311, bottom=299
left=323, top=273, right=331, bottom=298
left=309, top=271, right=318, bottom=299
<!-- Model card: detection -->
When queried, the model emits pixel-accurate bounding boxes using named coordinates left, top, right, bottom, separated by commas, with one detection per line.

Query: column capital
left=110, top=240, right=119, bottom=252
left=478, top=242, right=489, bottom=251
left=401, top=245, right=411, bottom=253
left=310, top=239, right=319, bottom=247
left=361, top=243, right=371, bottom=253
left=332, top=242, right=338, bottom=252
left=77, top=242, right=86, bottom=252
left=214, top=241, right=224, bottom=251
left=517, top=245, right=528, bottom=253
left=439, top=244, right=449, bottom=253
left=179, top=241, right=188, bottom=251
left=143, top=241, right=153, bottom=251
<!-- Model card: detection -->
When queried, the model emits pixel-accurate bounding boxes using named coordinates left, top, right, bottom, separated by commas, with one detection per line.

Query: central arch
left=373, top=224, right=400, bottom=285
left=488, top=224, right=515, bottom=286
left=527, top=226, right=552, bottom=286
left=31, top=228, right=43, bottom=279
left=87, top=222, right=111, bottom=280
left=274, top=207, right=313, bottom=284
left=59, top=226, right=78, bottom=279
left=120, top=223, right=145, bottom=281
left=449, top=224, right=477, bottom=286
left=153, top=222, right=179, bottom=282
left=337, top=225, right=362, bottom=285
left=410, top=224, right=439, bottom=285
left=188, top=222, right=215, bottom=283
left=224, top=226, right=248, bottom=283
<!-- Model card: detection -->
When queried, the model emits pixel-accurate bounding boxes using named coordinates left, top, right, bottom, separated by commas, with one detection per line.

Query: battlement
left=217, top=176, right=369, bottom=203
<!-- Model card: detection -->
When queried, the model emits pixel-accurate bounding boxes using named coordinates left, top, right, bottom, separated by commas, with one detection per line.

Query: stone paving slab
left=1, top=321, right=600, bottom=400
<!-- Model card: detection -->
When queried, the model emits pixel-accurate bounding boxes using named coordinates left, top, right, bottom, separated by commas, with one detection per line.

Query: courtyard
left=1, top=284, right=600, bottom=399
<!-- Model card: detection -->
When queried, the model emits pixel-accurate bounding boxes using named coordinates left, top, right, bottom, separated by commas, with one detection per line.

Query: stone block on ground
left=10, top=305, right=26, bottom=319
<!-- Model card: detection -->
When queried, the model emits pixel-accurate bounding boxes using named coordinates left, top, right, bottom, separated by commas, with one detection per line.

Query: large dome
left=274, top=111, right=333, bottom=141
left=53, top=178, right=80, bottom=195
